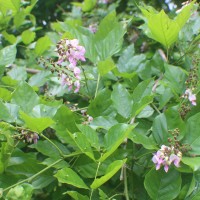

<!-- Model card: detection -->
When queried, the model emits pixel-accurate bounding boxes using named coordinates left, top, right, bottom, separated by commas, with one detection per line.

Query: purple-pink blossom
left=184, top=89, right=197, bottom=106
left=56, top=38, right=86, bottom=93
left=152, top=145, right=182, bottom=173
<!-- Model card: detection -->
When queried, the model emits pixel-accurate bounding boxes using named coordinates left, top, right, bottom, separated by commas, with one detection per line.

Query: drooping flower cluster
left=179, top=64, right=199, bottom=118
left=56, top=38, right=86, bottom=93
left=88, top=23, right=98, bottom=33
left=21, top=130, right=39, bottom=144
left=81, top=110, right=93, bottom=124
left=152, top=145, right=182, bottom=172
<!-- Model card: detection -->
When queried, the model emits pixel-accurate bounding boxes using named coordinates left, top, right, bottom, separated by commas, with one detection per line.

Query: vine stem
left=90, top=161, right=101, bottom=200
left=3, top=159, right=63, bottom=192
left=80, top=65, right=89, bottom=93
left=124, top=165, right=130, bottom=200
left=95, top=74, right=100, bottom=98
left=40, top=133, right=64, bottom=157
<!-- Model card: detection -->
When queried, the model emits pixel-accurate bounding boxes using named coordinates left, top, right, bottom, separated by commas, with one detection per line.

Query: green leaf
left=22, top=30, right=36, bottom=45
left=111, top=84, right=133, bottom=118
left=67, top=131, right=95, bottom=161
left=20, top=111, right=54, bottom=133
left=88, top=89, right=116, bottom=117
left=182, top=157, right=200, bottom=171
left=0, top=131, right=14, bottom=173
left=53, top=105, right=78, bottom=133
left=29, top=140, right=69, bottom=158
left=117, top=44, right=146, bottom=73
left=0, top=45, right=17, bottom=66
left=2, top=31, right=17, bottom=44
left=77, top=124, right=100, bottom=150
left=54, top=167, right=89, bottom=189
left=0, top=0, right=20, bottom=15
left=76, top=0, right=96, bottom=12
left=140, top=1, right=194, bottom=48
left=6, top=184, right=33, bottom=200
left=28, top=71, right=51, bottom=87
left=94, top=11, right=126, bottom=61
left=182, top=113, right=200, bottom=154
left=0, top=88, right=12, bottom=101
left=35, top=36, right=52, bottom=55
left=144, top=168, right=182, bottom=200
left=129, top=131, right=157, bottom=150
left=97, top=58, right=116, bottom=76
left=7, top=67, right=27, bottom=81
left=90, top=116, right=118, bottom=130
left=66, top=191, right=89, bottom=200
left=11, top=82, right=39, bottom=113
left=152, top=113, right=169, bottom=145
left=0, top=101, right=12, bottom=122
left=100, top=124, right=135, bottom=162
left=164, top=64, right=187, bottom=94
left=90, top=159, right=126, bottom=189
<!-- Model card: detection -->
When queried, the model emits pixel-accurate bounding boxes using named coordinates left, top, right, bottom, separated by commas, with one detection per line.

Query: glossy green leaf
left=182, top=113, right=200, bottom=154
left=7, top=67, right=27, bottom=81
left=35, top=36, right=52, bottom=55
left=22, top=30, right=36, bottom=45
left=11, top=82, right=39, bottom=113
left=67, top=131, right=95, bottom=161
left=111, top=84, right=133, bottom=118
left=94, top=11, right=126, bottom=61
left=0, top=101, right=12, bottom=122
left=129, top=131, right=157, bottom=150
left=2, top=31, right=17, bottom=44
left=97, top=58, right=116, bottom=76
left=164, top=64, right=187, bottom=94
left=140, top=1, right=194, bottom=48
left=53, top=105, right=78, bottom=132
left=0, top=0, right=20, bottom=15
left=182, top=157, right=200, bottom=171
left=6, top=184, right=33, bottom=200
left=90, top=159, right=126, bottom=189
left=0, top=45, right=17, bottom=66
left=0, top=88, right=11, bottom=101
left=66, top=191, right=89, bottom=200
left=88, top=89, right=116, bottom=117
left=20, top=111, right=54, bottom=133
left=54, top=167, right=89, bottom=189
left=77, top=124, right=100, bottom=150
left=100, top=124, right=135, bottom=162
left=144, top=168, right=182, bottom=200
left=152, top=113, right=169, bottom=145
left=0, top=131, right=14, bottom=174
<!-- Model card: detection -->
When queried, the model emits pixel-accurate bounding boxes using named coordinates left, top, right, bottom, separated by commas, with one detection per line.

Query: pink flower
left=169, top=154, right=181, bottom=167
left=185, top=89, right=197, bottom=106
left=152, top=145, right=182, bottom=173
left=74, top=80, right=80, bottom=93
left=74, top=67, right=81, bottom=79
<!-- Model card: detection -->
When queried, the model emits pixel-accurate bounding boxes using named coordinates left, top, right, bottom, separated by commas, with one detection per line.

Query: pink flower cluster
left=152, top=145, right=182, bottom=173
left=184, top=89, right=197, bottom=106
left=56, top=39, right=86, bottom=93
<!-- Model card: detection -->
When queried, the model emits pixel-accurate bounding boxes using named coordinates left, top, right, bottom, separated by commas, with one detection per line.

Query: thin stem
left=3, top=159, right=63, bottom=192
left=95, top=74, right=100, bottom=98
left=124, top=166, right=130, bottom=200
left=109, top=193, right=124, bottom=200
left=40, top=133, right=64, bottom=157
left=151, top=103, right=161, bottom=114
left=80, top=66, right=89, bottom=93
left=90, top=161, right=101, bottom=200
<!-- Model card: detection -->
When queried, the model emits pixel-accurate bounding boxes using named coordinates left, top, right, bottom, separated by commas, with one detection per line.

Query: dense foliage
left=0, top=0, right=200, bottom=199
